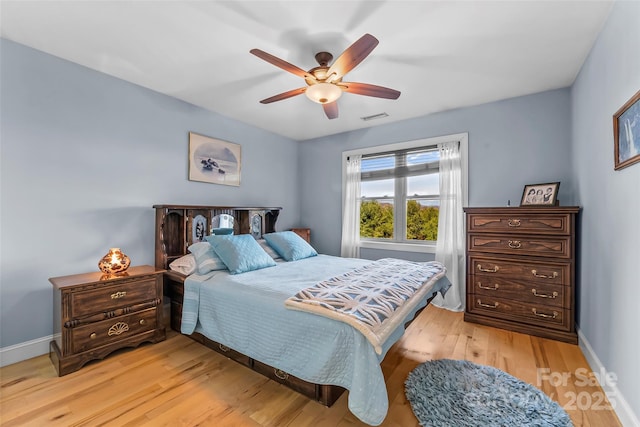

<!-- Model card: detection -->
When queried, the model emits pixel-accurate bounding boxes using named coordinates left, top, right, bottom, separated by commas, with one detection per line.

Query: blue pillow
left=187, top=242, right=227, bottom=274
left=205, top=234, right=276, bottom=274
left=263, top=231, right=317, bottom=261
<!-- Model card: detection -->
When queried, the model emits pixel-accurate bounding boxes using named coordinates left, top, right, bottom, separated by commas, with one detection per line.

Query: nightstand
left=49, top=265, right=166, bottom=376
left=290, top=228, right=311, bottom=243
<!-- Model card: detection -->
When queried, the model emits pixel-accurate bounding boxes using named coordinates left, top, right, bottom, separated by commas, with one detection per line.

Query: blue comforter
left=181, top=254, right=449, bottom=426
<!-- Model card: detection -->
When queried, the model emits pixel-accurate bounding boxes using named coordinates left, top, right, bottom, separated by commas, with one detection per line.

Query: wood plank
left=0, top=306, right=622, bottom=426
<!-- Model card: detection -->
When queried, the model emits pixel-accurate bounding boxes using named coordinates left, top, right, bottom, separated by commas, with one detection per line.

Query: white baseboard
left=1, top=304, right=172, bottom=369
left=578, top=327, right=640, bottom=427
left=0, top=335, right=52, bottom=368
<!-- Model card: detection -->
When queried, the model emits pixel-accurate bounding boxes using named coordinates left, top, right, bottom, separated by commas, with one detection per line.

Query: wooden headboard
left=153, top=205, right=282, bottom=271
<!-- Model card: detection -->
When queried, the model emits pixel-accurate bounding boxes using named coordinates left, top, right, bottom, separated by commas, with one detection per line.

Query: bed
left=154, top=205, right=449, bottom=425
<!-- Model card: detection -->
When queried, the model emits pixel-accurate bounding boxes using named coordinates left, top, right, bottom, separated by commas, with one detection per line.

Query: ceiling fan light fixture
left=305, top=82, right=342, bottom=104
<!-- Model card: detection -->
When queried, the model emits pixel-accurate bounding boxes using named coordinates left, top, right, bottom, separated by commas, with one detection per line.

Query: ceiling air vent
left=360, top=112, right=389, bottom=121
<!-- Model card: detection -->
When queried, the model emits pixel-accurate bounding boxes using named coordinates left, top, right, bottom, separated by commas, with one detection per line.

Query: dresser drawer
left=470, top=276, right=568, bottom=308
left=252, top=359, right=317, bottom=399
left=467, top=213, right=572, bottom=235
left=71, top=278, right=159, bottom=318
left=71, top=307, right=158, bottom=353
left=468, top=234, right=571, bottom=258
left=469, top=257, right=569, bottom=285
left=468, top=296, right=569, bottom=329
left=202, top=337, right=252, bottom=367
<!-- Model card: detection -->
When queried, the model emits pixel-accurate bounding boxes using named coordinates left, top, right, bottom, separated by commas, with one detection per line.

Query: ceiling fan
left=250, top=34, right=400, bottom=120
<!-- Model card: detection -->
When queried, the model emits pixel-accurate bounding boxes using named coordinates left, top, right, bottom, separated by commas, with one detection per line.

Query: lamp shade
left=305, top=82, right=342, bottom=104
left=98, top=248, right=131, bottom=274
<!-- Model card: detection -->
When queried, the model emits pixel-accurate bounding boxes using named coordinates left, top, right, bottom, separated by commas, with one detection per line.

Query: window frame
left=342, top=133, right=469, bottom=254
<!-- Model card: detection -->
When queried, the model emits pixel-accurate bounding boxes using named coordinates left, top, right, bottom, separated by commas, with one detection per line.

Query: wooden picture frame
left=520, top=182, right=560, bottom=206
left=188, top=132, right=241, bottom=186
left=613, top=89, right=640, bottom=170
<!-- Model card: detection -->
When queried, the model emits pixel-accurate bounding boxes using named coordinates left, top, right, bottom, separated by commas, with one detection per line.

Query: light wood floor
left=0, top=306, right=621, bottom=426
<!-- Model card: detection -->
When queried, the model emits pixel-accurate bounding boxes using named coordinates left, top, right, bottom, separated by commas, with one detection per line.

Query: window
left=343, top=133, right=468, bottom=253
left=360, top=146, right=440, bottom=242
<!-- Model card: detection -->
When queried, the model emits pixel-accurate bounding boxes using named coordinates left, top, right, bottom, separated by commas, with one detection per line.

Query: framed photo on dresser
left=520, top=182, right=560, bottom=206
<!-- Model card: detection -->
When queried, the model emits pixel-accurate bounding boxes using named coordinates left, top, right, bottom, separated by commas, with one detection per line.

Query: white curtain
left=341, top=155, right=361, bottom=258
left=432, top=141, right=466, bottom=311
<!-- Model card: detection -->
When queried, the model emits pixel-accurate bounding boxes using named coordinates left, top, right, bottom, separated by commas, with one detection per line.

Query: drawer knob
left=219, top=344, right=230, bottom=352
left=478, top=282, right=499, bottom=291
left=107, top=322, right=130, bottom=336
left=531, top=289, right=558, bottom=299
left=532, top=308, right=558, bottom=319
left=531, top=270, right=559, bottom=279
left=477, top=264, right=499, bottom=273
left=274, top=369, right=289, bottom=381
left=90, top=333, right=97, bottom=339
left=508, top=240, right=522, bottom=249
left=139, top=319, right=146, bottom=325
left=507, top=219, right=521, bottom=227
left=477, top=299, right=499, bottom=309
left=111, top=291, right=127, bottom=299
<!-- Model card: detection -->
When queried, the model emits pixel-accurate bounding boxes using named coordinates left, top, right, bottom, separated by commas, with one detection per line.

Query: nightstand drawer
left=71, top=278, right=158, bottom=318
left=71, top=307, right=157, bottom=353
left=468, top=234, right=571, bottom=258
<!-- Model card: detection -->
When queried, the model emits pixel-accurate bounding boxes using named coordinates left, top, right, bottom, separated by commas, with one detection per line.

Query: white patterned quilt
left=285, top=258, right=446, bottom=354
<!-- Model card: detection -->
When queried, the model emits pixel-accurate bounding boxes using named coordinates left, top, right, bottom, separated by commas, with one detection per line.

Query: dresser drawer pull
left=531, top=289, right=558, bottom=299
left=90, top=333, right=97, bottom=339
left=477, top=264, right=499, bottom=273
left=532, top=308, right=558, bottom=319
left=111, top=291, right=127, bottom=299
left=107, top=322, right=129, bottom=336
left=219, top=344, right=230, bottom=352
left=274, top=369, right=289, bottom=380
left=508, top=219, right=521, bottom=227
left=478, top=282, right=499, bottom=291
left=139, top=319, right=146, bottom=325
left=508, top=240, right=522, bottom=249
left=531, top=270, right=559, bottom=279
left=477, top=299, right=499, bottom=309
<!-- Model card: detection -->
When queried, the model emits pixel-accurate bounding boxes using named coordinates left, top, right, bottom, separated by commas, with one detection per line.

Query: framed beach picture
left=189, top=132, right=241, bottom=186
left=613, top=89, right=640, bottom=170
left=520, top=182, right=560, bottom=206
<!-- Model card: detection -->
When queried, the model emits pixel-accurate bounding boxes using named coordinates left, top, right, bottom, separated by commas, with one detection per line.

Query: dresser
left=50, top=265, right=166, bottom=376
left=463, top=207, right=580, bottom=343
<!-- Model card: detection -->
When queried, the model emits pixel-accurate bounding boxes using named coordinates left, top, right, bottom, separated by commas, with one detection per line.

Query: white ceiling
left=1, top=1, right=613, bottom=141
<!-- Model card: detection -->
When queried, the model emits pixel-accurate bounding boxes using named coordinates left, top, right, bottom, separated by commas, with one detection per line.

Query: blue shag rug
left=405, top=359, right=573, bottom=427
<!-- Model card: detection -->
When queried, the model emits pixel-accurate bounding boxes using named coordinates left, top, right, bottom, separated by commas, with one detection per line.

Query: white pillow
left=188, top=241, right=228, bottom=274
left=169, top=254, right=196, bottom=275
left=258, top=238, right=282, bottom=260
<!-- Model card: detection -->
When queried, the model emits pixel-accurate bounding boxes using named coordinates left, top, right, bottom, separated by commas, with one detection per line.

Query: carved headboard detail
left=153, top=205, right=281, bottom=270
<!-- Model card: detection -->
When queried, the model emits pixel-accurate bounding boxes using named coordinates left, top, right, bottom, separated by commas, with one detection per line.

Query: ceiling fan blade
left=322, top=101, right=339, bottom=119
left=339, top=82, right=401, bottom=99
left=250, top=49, right=316, bottom=82
left=326, top=34, right=379, bottom=81
left=259, top=87, right=307, bottom=104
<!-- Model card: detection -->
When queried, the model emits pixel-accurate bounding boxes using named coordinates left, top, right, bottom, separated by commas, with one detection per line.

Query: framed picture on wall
left=520, top=182, right=560, bottom=206
left=188, top=132, right=241, bottom=186
left=613, top=89, right=640, bottom=170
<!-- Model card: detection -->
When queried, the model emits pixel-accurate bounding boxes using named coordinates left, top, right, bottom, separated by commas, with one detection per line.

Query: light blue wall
left=571, top=0, right=640, bottom=419
left=299, top=89, right=574, bottom=257
left=0, top=39, right=300, bottom=348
